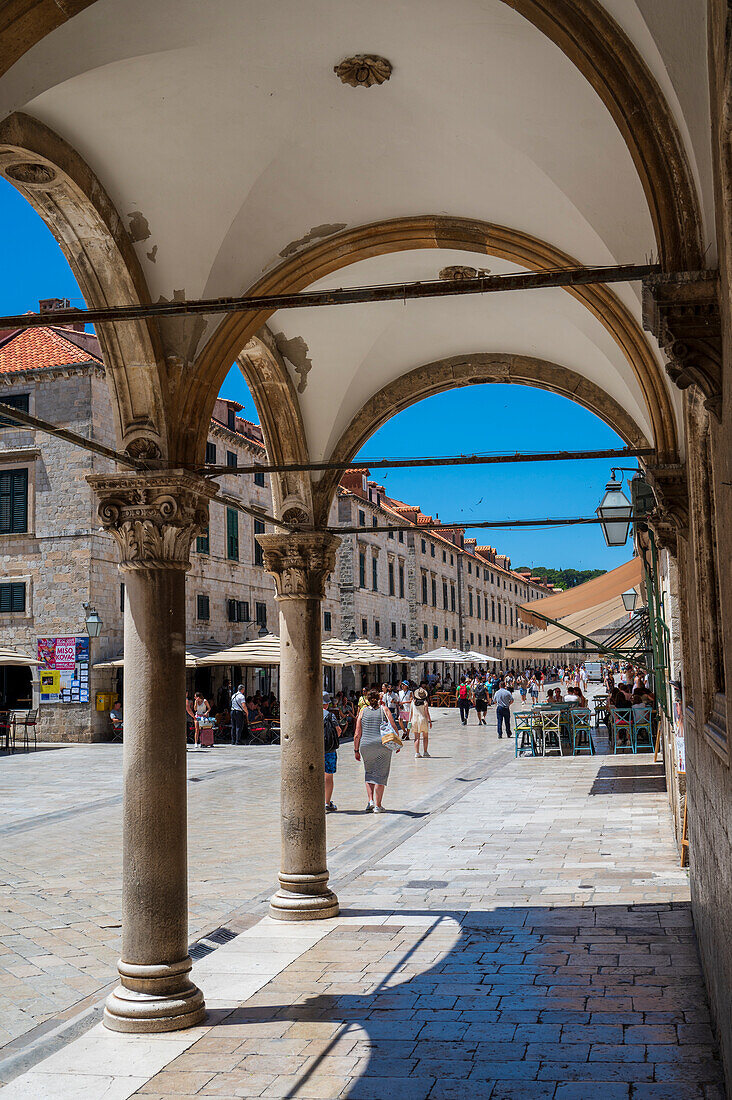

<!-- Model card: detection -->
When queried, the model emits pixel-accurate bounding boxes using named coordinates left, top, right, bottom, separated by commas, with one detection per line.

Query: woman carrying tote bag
left=354, top=687, right=401, bottom=813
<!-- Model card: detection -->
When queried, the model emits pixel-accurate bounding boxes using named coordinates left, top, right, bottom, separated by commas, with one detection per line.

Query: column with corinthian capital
left=88, top=470, right=217, bottom=1032
left=257, top=531, right=341, bottom=919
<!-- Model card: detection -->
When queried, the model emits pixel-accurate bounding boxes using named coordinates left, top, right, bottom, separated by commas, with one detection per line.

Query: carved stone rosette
left=257, top=532, right=341, bottom=600
left=88, top=471, right=218, bottom=571
left=642, top=271, right=722, bottom=420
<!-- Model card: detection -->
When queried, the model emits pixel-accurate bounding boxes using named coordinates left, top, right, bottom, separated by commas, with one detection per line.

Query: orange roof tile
left=0, top=326, right=102, bottom=374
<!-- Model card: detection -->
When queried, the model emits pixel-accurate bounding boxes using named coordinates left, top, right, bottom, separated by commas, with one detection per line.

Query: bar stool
left=514, top=710, right=537, bottom=757
left=541, top=710, right=562, bottom=756
left=570, top=708, right=594, bottom=755
left=632, top=706, right=654, bottom=752
left=610, top=707, right=633, bottom=753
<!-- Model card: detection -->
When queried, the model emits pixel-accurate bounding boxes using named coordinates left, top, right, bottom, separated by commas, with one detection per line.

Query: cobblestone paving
left=132, top=733, right=724, bottom=1099
left=0, top=708, right=508, bottom=1054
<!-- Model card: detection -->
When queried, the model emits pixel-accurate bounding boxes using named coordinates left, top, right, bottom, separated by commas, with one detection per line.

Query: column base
left=103, top=957, right=206, bottom=1033
left=269, top=872, right=339, bottom=921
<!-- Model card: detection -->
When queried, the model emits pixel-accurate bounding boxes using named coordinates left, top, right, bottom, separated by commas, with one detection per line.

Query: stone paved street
left=1, top=702, right=725, bottom=1097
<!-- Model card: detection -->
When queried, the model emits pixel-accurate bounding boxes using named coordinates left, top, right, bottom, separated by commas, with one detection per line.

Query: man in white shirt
left=494, top=680, right=514, bottom=741
left=230, top=684, right=247, bottom=745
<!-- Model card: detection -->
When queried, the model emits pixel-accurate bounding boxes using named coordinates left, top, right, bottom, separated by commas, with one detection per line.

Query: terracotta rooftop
left=0, top=325, right=102, bottom=374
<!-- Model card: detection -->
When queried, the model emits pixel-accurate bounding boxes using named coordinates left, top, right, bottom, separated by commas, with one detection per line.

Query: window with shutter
left=255, top=601, right=267, bottom=627
left=238, top=600, right=249, bottom=622
left=226, top=507, right=239, bottom=560
left=227, top=598, right=237, bottom=622
left=253, top=517, right=265, bottom=565
left=0, top=469, right=29, bottom=534
left=196, top=526, right=209, bottom=554
left=0, top=581, right=25, bottom=612
left=205, top=441, right=217, bottom=464
left=197, top=594, right=209, bottom=620
left=254, top=467, right=265, bottom=487
left=0, top=393, right=30, bottom=428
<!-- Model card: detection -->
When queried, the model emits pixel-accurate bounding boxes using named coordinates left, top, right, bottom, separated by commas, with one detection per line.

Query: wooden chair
left=540, top=710, right=562, bottom=756
left=0, top=711, right=13, bottom=753
left=570, top=708, right=594, bottom=755
left=610, top=707, right=633, bottom=753
left=514, top=710, right=538, bottom=757
left=110, top=715, right=123, bottom=742
left=632, top=706, right=654, bottom=752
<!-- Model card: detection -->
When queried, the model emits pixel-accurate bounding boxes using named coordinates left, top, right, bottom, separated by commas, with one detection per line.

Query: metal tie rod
left=0, top=263, right=661, bottom=328
left=202, top=445, right=653, bottom=476
left=328, top=515, right=645, bottom=535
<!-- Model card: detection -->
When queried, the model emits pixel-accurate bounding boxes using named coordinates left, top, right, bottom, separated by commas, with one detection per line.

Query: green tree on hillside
left=517, top=566, right=605, bottom=590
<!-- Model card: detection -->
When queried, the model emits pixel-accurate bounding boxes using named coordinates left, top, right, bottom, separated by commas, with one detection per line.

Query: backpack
left=475, top=684, right=487, bottom=702
left=323, top=712, right=339, bottom=753
left=458, top=683, right=468, bottom=700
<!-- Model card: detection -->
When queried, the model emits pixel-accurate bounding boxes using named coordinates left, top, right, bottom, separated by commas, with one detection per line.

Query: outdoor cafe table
left=432, top=690, right=455, bottom=707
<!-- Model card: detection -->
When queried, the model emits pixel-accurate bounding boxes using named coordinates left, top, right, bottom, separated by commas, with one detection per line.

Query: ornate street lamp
left=347, top=628, right=358, bottom=644
left=83, top=603, right=102, bottom=638
left=622, top=589, right=638, bottom=612
left=596, top=475, right=633, bottom=547
left=257, top=623, right=269, bottom=638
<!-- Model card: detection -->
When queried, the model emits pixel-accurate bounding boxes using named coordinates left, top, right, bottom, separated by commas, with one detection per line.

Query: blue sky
left=3, top=177, right=636, bottom=571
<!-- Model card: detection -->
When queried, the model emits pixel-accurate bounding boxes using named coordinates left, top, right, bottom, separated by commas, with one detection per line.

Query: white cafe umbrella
left=0, top=646, right=40, bottom=667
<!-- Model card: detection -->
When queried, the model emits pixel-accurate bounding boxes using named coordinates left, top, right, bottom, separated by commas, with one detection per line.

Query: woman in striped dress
left=354, top=687, right=400, bottom=813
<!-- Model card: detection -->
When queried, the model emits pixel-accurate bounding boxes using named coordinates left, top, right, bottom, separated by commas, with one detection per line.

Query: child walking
left=410, top=687, right=432, bottom=758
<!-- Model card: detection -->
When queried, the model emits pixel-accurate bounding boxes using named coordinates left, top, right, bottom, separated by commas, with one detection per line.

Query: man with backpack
left=323, top=691, right=342, bottom=813
left=473, top=677, right=488, bottom=725
left=457, top=679, right=471, bottom=725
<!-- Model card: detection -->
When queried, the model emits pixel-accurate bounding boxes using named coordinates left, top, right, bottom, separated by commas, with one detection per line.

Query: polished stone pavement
left=1, top=702, right=725, bottom=1098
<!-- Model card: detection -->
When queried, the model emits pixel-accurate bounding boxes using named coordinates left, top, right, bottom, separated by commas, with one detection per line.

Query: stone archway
left=189, top=216, right=679, bottom=464
left=1, top=0, right=702, bottom=272
left=0, top=111, right=169, bottom=459
left=311, top=352, right=652, bottom=524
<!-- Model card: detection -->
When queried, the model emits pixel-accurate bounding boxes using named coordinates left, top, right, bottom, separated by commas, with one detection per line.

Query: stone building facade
left=0, top=314, right=552, bottom=741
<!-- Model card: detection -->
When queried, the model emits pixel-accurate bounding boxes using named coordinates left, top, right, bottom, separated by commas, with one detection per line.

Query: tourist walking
left=410, top=687, right=432, bottom=757
left=230, top=683, right=248, bottom=745
left=323, top=691, right=341, bottom=813
left=529, top=675, right=540, bottom=705
left=457, top=679, right=471, bottom=725
left=353, top=687, right=401, bottom=813
left=473, top=677, right=488, bottom=725
left=398, top=680, right=413, bottom=740
left=192, top=691, right=210, bottom=749
left=494, top=679, right=514, bottom=740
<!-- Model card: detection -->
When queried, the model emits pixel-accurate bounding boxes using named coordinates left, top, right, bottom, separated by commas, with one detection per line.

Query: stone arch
left=0, top=112, right=169, bottom=459
left=190, top=215, right=678, bottom=463
left=311, top=352, right=651, bottom=525
left=2, top=0, right=702, bottom=271
left=236, top=328, right=313, bottom=523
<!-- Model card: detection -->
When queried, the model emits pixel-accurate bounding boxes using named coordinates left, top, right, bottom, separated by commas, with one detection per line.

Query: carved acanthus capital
left=642, top=271, right=722, bottom=420
left=88, top=471, right=218, bottom=571
left=257, top=532, right=341, bottom=600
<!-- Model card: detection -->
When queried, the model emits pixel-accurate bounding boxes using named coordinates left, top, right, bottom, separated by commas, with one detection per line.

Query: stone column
left=257, top=531, right=341, bottom=920
left=88, top=470, right=217, bottom=1033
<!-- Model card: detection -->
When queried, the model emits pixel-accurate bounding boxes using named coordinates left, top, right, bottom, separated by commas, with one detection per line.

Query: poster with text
left=37, top=637, right=90, bottom=703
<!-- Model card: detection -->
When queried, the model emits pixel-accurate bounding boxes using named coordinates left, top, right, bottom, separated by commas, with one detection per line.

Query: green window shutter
left=226, top=507, right=239, bottom=560
left=253, top=518, right=265, bottom=566
left=196, top=526, right=209, bottom=554
left=0, top=469, right=28, bottom=534
left=0, top=582, right=26, bottom=612
left=0, top=393, right=30, bottom=428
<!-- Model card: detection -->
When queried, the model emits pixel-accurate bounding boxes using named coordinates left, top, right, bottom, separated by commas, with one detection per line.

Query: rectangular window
left=324, top=611, right=332, bottom=631
left=401, top=622, right=406, bottom=639
left=254, top=467, right=266, bottom=487
left=226, top=507, right=239, bottom=560
left=478, top=633, right=482, bottom=646
left=399, top=530, right=404, bottom=543
left=450, top=554, right=454, bottom=565
left=399, top=564, right=405, bottom=598
left=470, top=632, right=475, bottom=644
left=391, top=621, right=397, bottom=638
left=484, top=569, right=489, bottom=581
left=227, top=598, right=237, bottom=622
left=433, top=624, right=438, bottom=639
left=388, top=528, right=394, bottom=539
left=468, top=561, right=472, bottom=574
left=423, top=623, right=428, bottom=637
left=388, top=560, right=395, bottom=595
left=372, top=516, right=378, bottom=528
left=362, top=617, right=368, bottom=635
left=452, top=628, right=456, bottom=642
left=430, top=577, right=436, bottom=606
left=451, top=585, right=456, bottom=612
left=0, top=393, right=29, bottom=428
left=205, top=441, right=217, bottom=464
left=421, top=539, right=426, bottom=553
left=359, top=551, right=366, bottom=588
left=120, top=583, right=125, bottom=613
left=227, top=408, right=236, bottom=430
left=226, top=450, right=238, bottom=468
left=358, top=509, right=366, bottom=526
left=255, top=601, right=267, bottom=628
left=430, top=543, right=435, bottom=558
left=477, top=595, right=481, bottom=619
left=444, top=627, right=449, bottom=641
left=0, top=581, right=25, bottom=612
left=228, top=599, right=250, bottom=622
left=197, top=593, right=210, bottom=621
left=253, top=517, right=265, bottom=566
left=469, top=591, right=473, bottom=616
left=443, top=581, right=448, bottom=609
left=0, top=469, right=28, bottom=534
left=498, top=603, right=502, bottom=624
left=372, top=556, right=378, bottom=591
left=374, top=619, right=380, bottom=637
left=196, top=526, right=210, bottom=554
left=442, top=549, right=446, bottom=563
left=421, top=574, right=428, bottom=604
left=492, top=600, right=496, bottom=621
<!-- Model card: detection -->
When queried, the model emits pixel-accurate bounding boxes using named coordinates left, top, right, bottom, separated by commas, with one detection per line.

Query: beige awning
left=506, top=594, right=634, bottom=654
left=94, top=639, right=226, bottom=670
left=518, top=558, right=642, bottom=630
left=0, top=646, right=40, bottom=667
